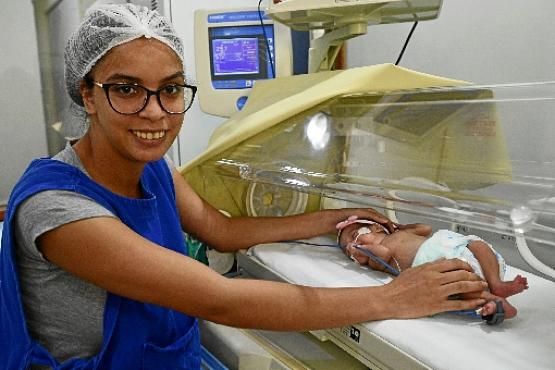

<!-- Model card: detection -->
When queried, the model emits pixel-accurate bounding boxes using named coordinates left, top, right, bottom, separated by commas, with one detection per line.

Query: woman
left=0, top=4, right=487, bottom=369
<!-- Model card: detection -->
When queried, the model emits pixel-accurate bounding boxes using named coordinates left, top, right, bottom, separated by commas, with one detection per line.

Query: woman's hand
left=339, top=208, right=397, bottom=234
left=383, top=258, right=488, bottom=318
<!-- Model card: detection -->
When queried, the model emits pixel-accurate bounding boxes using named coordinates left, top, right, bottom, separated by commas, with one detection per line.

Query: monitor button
left=236, top=96, right=249, bottom=110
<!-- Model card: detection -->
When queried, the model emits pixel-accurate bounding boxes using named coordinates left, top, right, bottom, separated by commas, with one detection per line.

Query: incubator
left=181, top=64, right=555, bottom=369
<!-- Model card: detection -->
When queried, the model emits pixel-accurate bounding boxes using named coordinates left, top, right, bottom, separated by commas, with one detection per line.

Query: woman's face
left=82, top=37, right=185, bottom=164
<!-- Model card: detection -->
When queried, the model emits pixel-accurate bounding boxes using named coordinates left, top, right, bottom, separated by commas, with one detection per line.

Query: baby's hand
left=346, top=243, right=393, bottom=272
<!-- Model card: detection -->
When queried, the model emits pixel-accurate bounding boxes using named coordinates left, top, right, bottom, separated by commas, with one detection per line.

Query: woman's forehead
left=92, top=38, right=184, bottom=80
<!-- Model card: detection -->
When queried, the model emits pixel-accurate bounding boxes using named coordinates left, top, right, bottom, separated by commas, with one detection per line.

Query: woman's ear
left=80, top=80, right=96, bottom=114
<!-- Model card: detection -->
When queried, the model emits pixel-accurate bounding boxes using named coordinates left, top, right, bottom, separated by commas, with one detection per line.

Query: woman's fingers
left=343, top=249, right=489, bottom=318
left=459, top=290, right=497, bottom=301
left=426, top=258, right=475, bottom=273
left=356, top=208, right=396, bottom=234
left=443, top=297, right=487, bottom=312
left=441, top=279, right=488, bottom=298
left=438, top=269, right=485, bottom=285
left=385, top=259, right=489, bottom=318
left=382, top=220, right=397, bottom=234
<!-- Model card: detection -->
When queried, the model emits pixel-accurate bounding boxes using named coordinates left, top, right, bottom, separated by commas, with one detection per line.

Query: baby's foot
left=490, top=275, right=528, bottom=298
left=479, top=298, right=517, bottom=320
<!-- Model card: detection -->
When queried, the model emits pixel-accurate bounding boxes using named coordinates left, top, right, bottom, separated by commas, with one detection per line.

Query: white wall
left=346, top=0, right=555, bottom=84
left=0, top=1, right=48, bottom=205
left=168, top=0, right=257, bottom=166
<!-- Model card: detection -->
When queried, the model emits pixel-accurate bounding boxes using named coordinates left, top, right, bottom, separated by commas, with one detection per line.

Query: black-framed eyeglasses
left=91, top=81, right=197, bottom=114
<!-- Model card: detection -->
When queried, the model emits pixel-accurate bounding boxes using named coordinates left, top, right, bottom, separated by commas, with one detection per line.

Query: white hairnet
left=64, top=2, right=185, bottom=107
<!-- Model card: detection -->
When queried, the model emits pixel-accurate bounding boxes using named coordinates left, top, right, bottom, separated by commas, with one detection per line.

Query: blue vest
left=0, top=158, right=200, bottom=369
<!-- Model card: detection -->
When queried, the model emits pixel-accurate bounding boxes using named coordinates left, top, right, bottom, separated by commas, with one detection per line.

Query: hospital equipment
left=266, top=0, right=442, bottom=72
left=194, top=8, right=293, bottom=117
left=181, top=1, right=555, bottom=368
left=180, top=64, right=555, bottom=368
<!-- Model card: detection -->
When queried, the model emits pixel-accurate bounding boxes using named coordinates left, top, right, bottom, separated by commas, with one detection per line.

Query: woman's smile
left=131, top=129, right=167, bottom=140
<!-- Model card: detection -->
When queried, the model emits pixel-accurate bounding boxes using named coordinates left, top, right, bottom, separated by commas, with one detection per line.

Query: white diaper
left=412, top=230, right=506, bottom=280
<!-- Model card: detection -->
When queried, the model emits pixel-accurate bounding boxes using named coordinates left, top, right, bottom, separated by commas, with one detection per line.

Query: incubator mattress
left=248, top=237, right=555, bottom=370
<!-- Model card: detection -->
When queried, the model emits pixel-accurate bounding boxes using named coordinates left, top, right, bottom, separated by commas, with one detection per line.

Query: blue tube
left=281, top=240, right=400, bottom=276
left=351, top=244, right=400, bottom=276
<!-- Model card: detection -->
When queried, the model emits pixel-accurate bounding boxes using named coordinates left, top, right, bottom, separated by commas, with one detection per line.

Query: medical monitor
left=195, top=8, right=293, bottom=117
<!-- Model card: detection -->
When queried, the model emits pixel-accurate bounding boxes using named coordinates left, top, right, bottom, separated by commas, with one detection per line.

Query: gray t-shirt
left=14, top=145, right=172, bottom=365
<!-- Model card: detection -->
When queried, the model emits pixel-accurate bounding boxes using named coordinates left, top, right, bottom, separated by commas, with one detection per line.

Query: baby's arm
left=347, top=243, right=395, bottom=273
left=396, top=223, right=432, bottom=236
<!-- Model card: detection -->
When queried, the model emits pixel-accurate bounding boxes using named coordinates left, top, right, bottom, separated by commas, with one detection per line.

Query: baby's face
left=339, top=223, right=385, bottom=247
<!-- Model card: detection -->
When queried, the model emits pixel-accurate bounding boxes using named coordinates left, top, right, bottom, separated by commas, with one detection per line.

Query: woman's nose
left=139, top=94, right=166, bottom=120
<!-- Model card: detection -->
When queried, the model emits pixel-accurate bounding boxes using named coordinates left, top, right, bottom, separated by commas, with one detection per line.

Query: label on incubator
left=341, top=326, right=360, bottom=343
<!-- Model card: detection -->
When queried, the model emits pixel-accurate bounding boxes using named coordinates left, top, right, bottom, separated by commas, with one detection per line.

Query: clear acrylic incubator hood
left=180, top=64, right=555, bottom=279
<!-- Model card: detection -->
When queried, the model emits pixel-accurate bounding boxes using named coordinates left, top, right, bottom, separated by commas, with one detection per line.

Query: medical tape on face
left=336, top=216, right=390, bottom=244
left=342, top=223, right=399, bottom=275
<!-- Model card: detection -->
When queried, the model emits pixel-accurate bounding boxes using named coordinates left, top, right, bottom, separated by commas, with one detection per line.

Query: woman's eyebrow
left=162, top=72, right=185, bottom=82
left=105, top=73, right=140, bottom=82
left=104, top=72, right=185, bottom=83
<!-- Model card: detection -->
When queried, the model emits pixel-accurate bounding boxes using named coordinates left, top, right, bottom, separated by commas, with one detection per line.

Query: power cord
left=258, top=0, right=276, bottom=77
left=395, top=21, right=418, bottom=65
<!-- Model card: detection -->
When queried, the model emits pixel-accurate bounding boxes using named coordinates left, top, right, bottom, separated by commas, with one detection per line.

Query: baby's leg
left=467, top=241, right=528, bottom=298
left=461, top=291, right=517, bottom=319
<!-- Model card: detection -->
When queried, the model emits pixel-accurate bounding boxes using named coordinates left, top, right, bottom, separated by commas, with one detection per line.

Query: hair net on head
left=64, top=2, right=185, bottom=108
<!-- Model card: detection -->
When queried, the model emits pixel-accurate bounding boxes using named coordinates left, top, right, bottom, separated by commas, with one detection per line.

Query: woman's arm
left=38, top=217, right=487, bottom=330
left=172, top=169, right=395, bottom=252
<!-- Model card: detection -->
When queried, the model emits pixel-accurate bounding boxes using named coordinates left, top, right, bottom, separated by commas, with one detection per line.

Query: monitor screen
left=209, top=24, right=275, bottom=89
left=212, top=37, right=260, bottom=76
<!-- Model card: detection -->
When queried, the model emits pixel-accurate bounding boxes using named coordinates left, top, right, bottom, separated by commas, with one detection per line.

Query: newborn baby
left=337, top=216, right=528, bottom=320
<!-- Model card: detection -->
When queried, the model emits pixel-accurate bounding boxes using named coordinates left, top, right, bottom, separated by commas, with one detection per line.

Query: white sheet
left=249, top=236, right=555, bottom=370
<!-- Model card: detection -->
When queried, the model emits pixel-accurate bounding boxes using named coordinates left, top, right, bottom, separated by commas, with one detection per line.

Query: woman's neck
left=73, top=134, right=145, bottom=198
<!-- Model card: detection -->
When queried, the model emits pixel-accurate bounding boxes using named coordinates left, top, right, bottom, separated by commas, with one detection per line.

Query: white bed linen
left=249, top=236, right=555, bottom=370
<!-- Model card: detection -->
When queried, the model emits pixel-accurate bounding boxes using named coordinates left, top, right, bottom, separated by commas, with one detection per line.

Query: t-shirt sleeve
left=14, top=190, right=117, bottom=261
left=163, top=154, right=175, bottom=171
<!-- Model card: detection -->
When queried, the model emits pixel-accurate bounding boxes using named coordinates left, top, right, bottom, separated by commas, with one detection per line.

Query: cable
left=280, top=240, right=400, bottom=275
left=515, top=233, right=555, bottom=279
left=258, top=0, right=276, bottom=78
left=394, top=21, right=418, bottom=66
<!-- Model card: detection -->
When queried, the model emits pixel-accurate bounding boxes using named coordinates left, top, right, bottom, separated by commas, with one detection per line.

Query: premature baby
left=336, top=216, right=528, bottom=320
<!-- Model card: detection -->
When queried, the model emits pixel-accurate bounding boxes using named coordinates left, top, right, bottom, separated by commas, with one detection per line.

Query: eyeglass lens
left=107, top=84, right=194, bottom=114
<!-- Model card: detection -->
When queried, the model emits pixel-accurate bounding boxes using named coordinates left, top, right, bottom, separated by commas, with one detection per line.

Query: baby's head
left=336, top=216, right=390, bottom=248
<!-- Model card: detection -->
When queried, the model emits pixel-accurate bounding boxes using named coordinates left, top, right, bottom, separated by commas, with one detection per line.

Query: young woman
left=0, top=4, right=487, bottom=369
